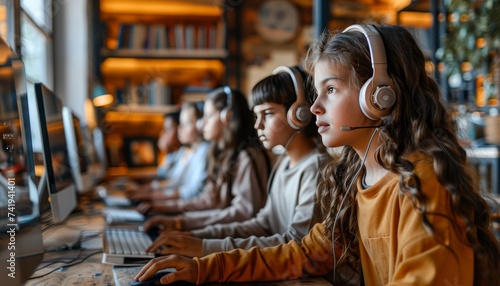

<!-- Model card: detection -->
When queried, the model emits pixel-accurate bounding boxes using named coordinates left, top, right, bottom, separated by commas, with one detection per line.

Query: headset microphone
left=340, top=125, right=381, bottom=131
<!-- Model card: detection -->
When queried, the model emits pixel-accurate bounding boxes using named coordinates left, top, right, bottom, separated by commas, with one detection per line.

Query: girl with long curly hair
left=133, top=24, right=500, bottom=285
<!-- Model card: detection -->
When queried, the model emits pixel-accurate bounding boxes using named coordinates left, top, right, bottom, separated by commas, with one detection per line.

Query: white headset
left=219, top=86, right=233, bottom=124
left=343, top=24, right=396, bottom=120
left=272, top=66, right=311, bottom=129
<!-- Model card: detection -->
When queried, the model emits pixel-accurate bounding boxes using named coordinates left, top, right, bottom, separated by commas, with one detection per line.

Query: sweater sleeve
left=192, top=199, right=272, bottom=239
left=153, top=179, right=220, bottom=214
left=181, top=150, right=268, bottom=230
left=199, top=164, right=321, bottom=254
left=194, top=223, right=336, bottom=284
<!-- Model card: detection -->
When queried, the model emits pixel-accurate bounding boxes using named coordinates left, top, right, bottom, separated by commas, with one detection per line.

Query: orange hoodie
left=194, top=154, right=474, bottom=285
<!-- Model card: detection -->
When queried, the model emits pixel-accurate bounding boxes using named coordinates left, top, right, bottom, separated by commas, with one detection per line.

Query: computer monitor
left=63, top=108, right=93, bottom=193
left=0, top=38, right=44, bottom=285
left=83, top=99, right=107, bottom=184
left=88, top=126, right=107, bottom=184
left=34, top=82, right=77, bottom=223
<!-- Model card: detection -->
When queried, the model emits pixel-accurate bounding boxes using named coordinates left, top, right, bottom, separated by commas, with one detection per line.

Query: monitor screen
left=0, top=38, right=44, bottom=285
left=83, top=99, right=107, bottom=184
left=72, top=114, right=90, bottom=174
left=88, top=126, right=107, bottom=184
left=63, top=108, right=93, bottom=193
left=34, top=82, right=77, bottom=223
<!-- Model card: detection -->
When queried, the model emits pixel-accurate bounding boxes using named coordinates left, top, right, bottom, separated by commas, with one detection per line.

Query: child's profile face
left=201, top=100, right=223, bottom=141
left=253, top=102, right=295, bottom=150
left=157, top=117, right=179, bottom=152
left=178, top=107, right=202, bottom=145
left=311, top=61, right=374, bottom=149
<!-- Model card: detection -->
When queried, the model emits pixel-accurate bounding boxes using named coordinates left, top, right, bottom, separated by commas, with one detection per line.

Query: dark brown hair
left=205, top=87, right=268, bottom=194
left=251, top=66, right=318, bottom=138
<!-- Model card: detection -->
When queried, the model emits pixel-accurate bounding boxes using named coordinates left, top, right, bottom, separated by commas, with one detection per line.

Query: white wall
left=53, top=0, right=88, bottom=121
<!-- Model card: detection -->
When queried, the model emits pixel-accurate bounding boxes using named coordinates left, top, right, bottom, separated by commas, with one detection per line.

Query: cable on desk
left=35, top=249, right=83, bottom=272
left=41, top=249, right=83, bottom=263
left=29, top=250, right=103, bottom=280
left=44, top=230, right=102, bottom=253
left=39, top=230, right=103, bottom=269
left=70, top=230, right=102, bottom=250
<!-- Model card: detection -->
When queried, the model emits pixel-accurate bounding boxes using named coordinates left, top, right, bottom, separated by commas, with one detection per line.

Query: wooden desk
left=25, top=211, right=114, bottom=285
left=25, top=207, right=332, bottom=285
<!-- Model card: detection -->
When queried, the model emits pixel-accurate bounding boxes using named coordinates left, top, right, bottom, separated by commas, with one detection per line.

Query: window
left=1, top=0, right=54, bottom=153
left=1, top=0, right=54, bottom=87
left=21, top=0, right=51, bottom=32
left=20, top=0, right=53, bottom=86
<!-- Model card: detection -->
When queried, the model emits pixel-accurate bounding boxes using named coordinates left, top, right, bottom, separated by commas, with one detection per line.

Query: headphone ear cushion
left=359, top=78, right=378, bottom=120
left=359, top=78, right=396, bottom=121
left=220, top=107, right=231, bottom=124
left=373, top=86, right=396, bottom=112
left=287, top=103, right=311, bottom=130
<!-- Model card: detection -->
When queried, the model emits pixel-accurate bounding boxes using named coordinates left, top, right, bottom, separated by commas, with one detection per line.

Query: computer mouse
left=130, top=271, right=168, bottom=286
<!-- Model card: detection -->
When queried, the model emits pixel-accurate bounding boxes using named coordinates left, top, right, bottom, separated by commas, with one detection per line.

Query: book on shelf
left=197, top=24, right=206, bottom=50
left=130, top=24, right=148, bottom=49
left=174, top=23, right=185, bottom=50
left=185, top=24, right=195, bottom=50
left=208, top=23, right=217, bottom=49
left=159, top=25, right=169, bottom=49
left=147, top=24, right=168, bottom=50
left=117, top=24, right=130, bottom=49
left=216, top=20, right=226, bottom=50
left=148, top=79, right=172, bottom=106
left=144, top=25, right=155, bottom=50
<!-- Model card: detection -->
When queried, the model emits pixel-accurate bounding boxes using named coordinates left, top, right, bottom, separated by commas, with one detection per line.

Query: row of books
left=114, top=80, right=214, bottom=107
left=109, top=22, right=226, bottom=51
left=115, top=79, right=172, bottom=106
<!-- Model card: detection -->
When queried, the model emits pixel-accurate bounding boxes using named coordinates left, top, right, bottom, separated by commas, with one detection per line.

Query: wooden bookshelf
left=95, top=0, right=228, bottom=173
left=98, top=0, right=227, bottom=104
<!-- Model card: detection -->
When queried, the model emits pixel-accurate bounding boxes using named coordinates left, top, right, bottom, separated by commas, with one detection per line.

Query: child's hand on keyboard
left=146, top=234, right=203, bottom=258
left=136, top=200, right=177, bottom=214
left=136, top=201, right=152, bottom=214
left=141, top=215, right=184, bottom=235
left=125, top=182, right=153, bottom=198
